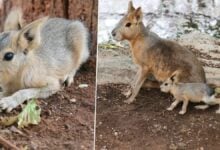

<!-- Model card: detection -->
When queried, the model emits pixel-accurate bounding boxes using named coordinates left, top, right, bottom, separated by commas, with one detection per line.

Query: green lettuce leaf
left=17, top=99, right=41, bottom=128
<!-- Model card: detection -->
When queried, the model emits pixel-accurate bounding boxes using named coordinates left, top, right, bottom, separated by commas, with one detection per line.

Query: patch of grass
left=99, top=42, right=123, bottom=50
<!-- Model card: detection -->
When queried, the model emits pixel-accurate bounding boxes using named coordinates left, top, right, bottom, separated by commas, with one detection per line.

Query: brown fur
left=112, top=1, right=206, bottom=104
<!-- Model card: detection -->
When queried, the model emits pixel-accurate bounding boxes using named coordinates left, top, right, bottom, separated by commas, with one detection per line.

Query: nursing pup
left=160, top=71, right=220, bottom=114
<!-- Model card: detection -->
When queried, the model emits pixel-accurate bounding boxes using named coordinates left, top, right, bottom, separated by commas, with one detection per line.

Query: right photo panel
left=96, top=0, right=220, bottom=149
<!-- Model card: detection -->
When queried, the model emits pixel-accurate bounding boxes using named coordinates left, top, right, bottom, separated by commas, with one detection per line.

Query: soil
left=0, top=57, right=96, bottom=150
left=96, top=84, right=220, bottom=150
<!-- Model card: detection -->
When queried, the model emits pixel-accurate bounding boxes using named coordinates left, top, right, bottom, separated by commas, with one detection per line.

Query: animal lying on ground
left=160, top=71, right=220, bottom=114
left=0, top=8, right=89, bottom=112
left=111, top=1, right=206, bottom=104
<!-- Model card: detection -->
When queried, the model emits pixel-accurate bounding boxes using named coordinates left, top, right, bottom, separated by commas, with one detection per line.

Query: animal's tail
left=208, top=92, right=220, bottom=104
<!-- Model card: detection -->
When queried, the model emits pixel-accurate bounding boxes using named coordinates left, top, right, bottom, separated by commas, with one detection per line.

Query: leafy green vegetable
left=17, top=99, right=41, bottom=128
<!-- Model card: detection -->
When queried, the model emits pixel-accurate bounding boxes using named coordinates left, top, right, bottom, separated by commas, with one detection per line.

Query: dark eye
left=125, top=22, right=131, bottom=27
left=3, top=52, right=14, bottom=61
left=164, top=83, right=168, bottom=86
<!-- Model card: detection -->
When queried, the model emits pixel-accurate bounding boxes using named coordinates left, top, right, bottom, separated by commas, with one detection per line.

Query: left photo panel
left=0, top=0, right=97, bottom=149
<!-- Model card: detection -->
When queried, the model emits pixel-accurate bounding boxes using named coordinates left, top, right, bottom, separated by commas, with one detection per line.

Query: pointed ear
left=170, top=70, right=180, bottom=83
left=134, top=7, right=143, bottom=23
left=128, top=1, right=135, bottom=13
left=4, top=8, right=24, bottom=31
left=17, top=17, right=48, bottom=52
left=170, top=74, right=176, bottom=83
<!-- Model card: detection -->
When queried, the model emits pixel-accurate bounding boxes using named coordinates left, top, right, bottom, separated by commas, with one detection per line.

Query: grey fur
left=160, top=73, right=220, bottom=114
left=0, top=9, right=89, bottom=112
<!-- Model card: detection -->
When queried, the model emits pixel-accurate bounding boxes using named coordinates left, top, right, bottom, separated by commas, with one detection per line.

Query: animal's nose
left=111, top=30, right=116, bottom=37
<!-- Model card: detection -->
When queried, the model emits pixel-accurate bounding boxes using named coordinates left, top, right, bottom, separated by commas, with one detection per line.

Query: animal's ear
left=134, top=7, right=143, bottom=23
left=4, top=8, right=24, bottom=31
left=170, top=74, right=176, bottom=83
left=170, top=70, right=180, bottom=83
left=17, top=17, right=48, bottom=52
left=128, top=1, right=135, bottom=13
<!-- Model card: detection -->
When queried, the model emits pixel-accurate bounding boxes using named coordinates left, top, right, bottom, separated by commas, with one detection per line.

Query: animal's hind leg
left=64, top=21, right=89, bottom=87
left=215, top=98, right=220, bottom=114
left=64, top=69, right=77, bottom=87
left=142, top=80, right=160, bottom=89
left=216, top=105, right=220, bottom=114
left=179, top=100, right=189, bottom=115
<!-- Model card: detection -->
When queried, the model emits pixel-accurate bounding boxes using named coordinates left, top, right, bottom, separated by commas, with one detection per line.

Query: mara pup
left=111, top=1, right=206, bottom=104
left=160, top=71, right=220, bottom=115
left=0, top=8, right=89, bottom=112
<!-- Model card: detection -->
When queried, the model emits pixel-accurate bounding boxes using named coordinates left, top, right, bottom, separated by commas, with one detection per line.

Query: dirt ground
left=96, top=84, right=220, bottom=150
left=96, top=32, right=220, bottom=150
left=0, top=57, right=96, bottom=150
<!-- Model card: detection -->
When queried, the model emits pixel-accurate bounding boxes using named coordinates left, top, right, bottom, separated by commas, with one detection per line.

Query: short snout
left=111, top=28, right=122, bottom=41
left=160, top=85, right=168, bottom=93
left=160, top=85, right=163, bottom=91
left=111, top=29, right=116, bottom=37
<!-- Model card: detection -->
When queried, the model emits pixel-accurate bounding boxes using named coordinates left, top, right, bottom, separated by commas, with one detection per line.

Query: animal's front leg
left=124, top=68, right=148, bottom=104
left=179, top=100, right=189, bottom=115
left=123, top=68, right=141, bottom=98
left=167, top=99, right=181, bottom=111
left=142, top=80, right=160, bottom=89
left=0, top=78, right=60, bottom=112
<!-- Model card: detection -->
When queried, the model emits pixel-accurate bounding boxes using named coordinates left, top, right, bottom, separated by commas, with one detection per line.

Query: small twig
left=0, top=136, right=20, bottom=150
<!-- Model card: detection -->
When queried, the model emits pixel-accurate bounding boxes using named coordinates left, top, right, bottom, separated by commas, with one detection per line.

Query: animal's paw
left=122, top=88, right=132, bottom=98
left=166, top=107, right=173, bottom=111
left=0, top=97, right=18, bottom=112
left=179, top=110, right=186, bottom=115
left=194, top=105, right=209, bottom=110
left=124, top=97, right=135, bottom=104
left=64, top=76, right=74, bottom=87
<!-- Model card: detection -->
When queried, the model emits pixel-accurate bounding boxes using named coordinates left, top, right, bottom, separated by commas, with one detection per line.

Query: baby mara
left=160, top=71, right=220, bottom=115
left=0, top=8, right=89, bottom=112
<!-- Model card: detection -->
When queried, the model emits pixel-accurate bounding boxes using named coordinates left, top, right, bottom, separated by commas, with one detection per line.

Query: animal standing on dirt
left=0, top=8, right=89, bottom=112
left=160, top=71, right=220, bottom=114
left=111, top=1, right=206, bottom=104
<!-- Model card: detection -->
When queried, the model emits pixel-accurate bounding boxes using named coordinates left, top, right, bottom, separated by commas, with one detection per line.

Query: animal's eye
left=164, top=83, right=168, bottom=86
left=125, top=22, right=131, bottom=27
left=3, top=52, right=14, bottom=61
